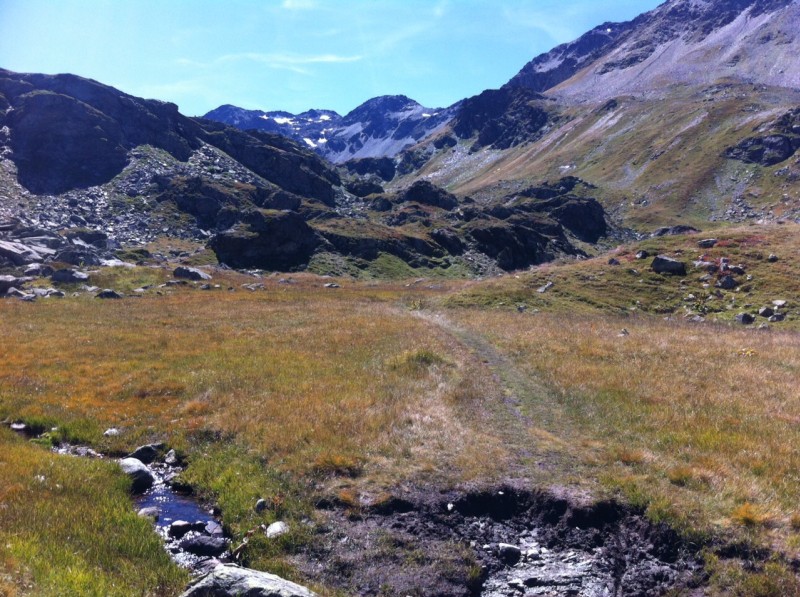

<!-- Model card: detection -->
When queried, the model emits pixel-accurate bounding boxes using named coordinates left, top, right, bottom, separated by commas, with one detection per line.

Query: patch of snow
left=273, top=117, right=294, bottom=125
left=317, top=138, right=328, bottom=145
left=303, top=138, right=317, bottom=148
left=318, top=115, right=332, bottom=121
left=259, top=115, right=270, bottom=120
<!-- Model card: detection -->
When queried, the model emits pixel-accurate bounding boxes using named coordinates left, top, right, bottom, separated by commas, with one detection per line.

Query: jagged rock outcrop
left=451, top=88, right=556, bottom=151
left=725, top=108, right=800, bottom=166
left=209, top=210, right=321, bottom=270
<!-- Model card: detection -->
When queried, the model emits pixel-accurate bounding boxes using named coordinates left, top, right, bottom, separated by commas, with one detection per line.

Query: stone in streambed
left=179, top=564, right=317, bottom=597
left=119, top=457, right=155, bottom=493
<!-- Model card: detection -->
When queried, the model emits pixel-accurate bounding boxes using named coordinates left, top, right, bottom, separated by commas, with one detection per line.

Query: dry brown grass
left=452, top=308, right=800, bottom=551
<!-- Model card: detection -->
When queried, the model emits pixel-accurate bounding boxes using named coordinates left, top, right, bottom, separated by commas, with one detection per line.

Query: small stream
left=50, top=438, right=231, bottom=573
left=135, top=459, right=230, bottom=571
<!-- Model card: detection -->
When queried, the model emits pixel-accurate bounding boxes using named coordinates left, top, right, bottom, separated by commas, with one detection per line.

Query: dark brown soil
left=296, top=482, right=706, bottom=596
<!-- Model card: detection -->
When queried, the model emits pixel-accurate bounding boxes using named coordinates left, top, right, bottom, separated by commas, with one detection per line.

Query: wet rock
left=174, top=266, right=212, bottom=281
left=651, top=255, right=686, bottom=276
left=119, top=457, right=155, bottom=494
left=266, top=521, right=289, bottom=539
left=128, top=443, right=164, bottom=465
left=96, top=288, right=123, bottom=299
left=735, top=313, right=755, bottom=325
left=164, top=449, right=180, bottom=466
left=51, top=269, right=90, bottom=283
left=138, top=507, right=160, bottom=521
left=180, top=564, right=317, bottom=597
left=179, top=535, right=228, bottom=557
left=205, top=521, right=225, bottom=537
left=169, top=520, right=207, bottom=539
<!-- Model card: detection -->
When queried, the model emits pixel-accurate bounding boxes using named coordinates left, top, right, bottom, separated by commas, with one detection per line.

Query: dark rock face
left=451, top=87, right=554, bottom=151
left=725, top=110, right=800, bottom=165
left=344, top=157, right=396, bottom=182
left=651, top=255, right=687, bottom=276
left=397, top=181, right=459, bottom=210
left=210, top=210, right=321, bottom=270
left=0, top=69, right=339, bottom=204
left=505, top=24, right=632, bottom=92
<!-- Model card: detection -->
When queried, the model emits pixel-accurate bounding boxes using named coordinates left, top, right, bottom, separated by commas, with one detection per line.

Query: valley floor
left=1, top=225, right=800, bottom=596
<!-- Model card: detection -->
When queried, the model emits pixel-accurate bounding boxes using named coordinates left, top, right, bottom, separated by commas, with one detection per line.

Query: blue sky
left=0, top=0, right=663, bottom=117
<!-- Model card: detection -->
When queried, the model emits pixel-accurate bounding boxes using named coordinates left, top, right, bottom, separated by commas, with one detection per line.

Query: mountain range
left=2, top=0, right=800, bottom=276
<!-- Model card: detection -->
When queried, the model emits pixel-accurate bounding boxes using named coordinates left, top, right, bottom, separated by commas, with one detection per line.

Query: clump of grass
left=731, top=503, right=770, bottom=527
left=311, top=453, right=365, bottom=479
left=790, top=513, right=800, bottom=531
left=387, top=348, right=447, bottom=373
left=667, top=466, right=695, bottom=487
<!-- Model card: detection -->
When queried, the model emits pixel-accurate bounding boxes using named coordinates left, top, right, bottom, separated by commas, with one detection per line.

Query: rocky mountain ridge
left=507, top=0, right=800, bottom=102
left=203, top=95, right=456, bottom=164
left=0, top=69, right=608, bottom=278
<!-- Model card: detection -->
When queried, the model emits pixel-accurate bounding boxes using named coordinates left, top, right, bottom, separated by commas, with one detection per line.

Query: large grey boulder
left=651, top=255, right=686, bottom=276
left=0, top=275, right=32, bottom=294
left=51, top=269, right=90, bottom=283
left=180, top=564, right=317, bottom=597
left=0, top=240, right=51, bottom=265
left=119, top=457, right=155, bottom=494
left=174, top=266, right=212, bottom=281
left=127, top=443, right=164, bottom=465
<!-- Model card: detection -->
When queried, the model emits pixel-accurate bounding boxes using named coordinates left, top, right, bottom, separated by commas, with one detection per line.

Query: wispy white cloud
left=501, top=5, right=582, bottom=44
left=177, top=52, right=363, bottom=75
left=281, top=0, right=317, bottom=10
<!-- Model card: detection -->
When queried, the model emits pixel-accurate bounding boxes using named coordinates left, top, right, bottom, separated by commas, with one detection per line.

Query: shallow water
left=136, top=462, right=228, bottom=570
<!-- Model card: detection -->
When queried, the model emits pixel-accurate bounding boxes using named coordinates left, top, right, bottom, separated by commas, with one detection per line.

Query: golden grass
left=0, top=274, right=506, bottom=594
left=452, top=308, right=800, bottom=551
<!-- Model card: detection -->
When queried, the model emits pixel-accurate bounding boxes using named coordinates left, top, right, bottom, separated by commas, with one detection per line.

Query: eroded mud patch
left=297, top=484, right=704, bottom=596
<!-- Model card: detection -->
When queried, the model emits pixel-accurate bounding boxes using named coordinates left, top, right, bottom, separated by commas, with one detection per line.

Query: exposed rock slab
left=180, top=564, right=317, bottom=597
